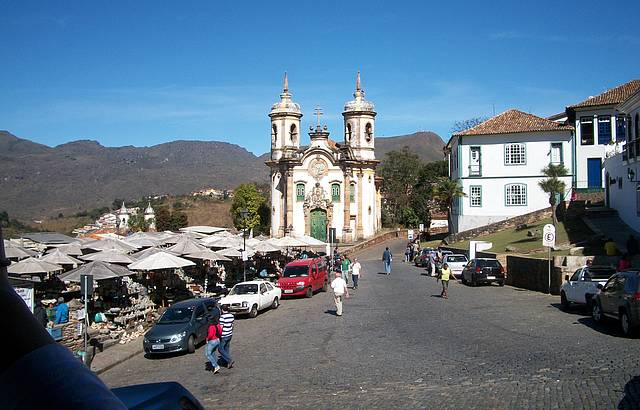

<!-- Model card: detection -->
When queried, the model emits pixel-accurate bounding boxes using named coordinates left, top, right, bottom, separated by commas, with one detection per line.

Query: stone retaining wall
left=506, top=255, right=561, bottom=294
left=346, top=229, right=408, bottom=256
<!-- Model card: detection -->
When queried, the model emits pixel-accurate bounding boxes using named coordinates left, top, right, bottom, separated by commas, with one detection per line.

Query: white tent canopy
left=184, top=249, right=231, bottom=262
left=8, top=257, right=62, bottom=275
left=41, top=249, right=83, bottom=266
left=128, top=251, right=196, bottom=271
left=59, top=261, right=133, bottom=282
left=166, top=237, right=208, bottom=255
left=82, top=238, right=138, bottom=253
left=47, top=243, right=83, bottom=256
left=80, top=250, right=137, bottom=264
left=251, top=241, right=282, bottom=253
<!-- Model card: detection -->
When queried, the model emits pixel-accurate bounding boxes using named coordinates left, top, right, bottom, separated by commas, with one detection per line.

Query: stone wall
left=346, top=229, right=408, bottom=256
left=506, top=255, right=561, bottom=294
left=445, top=208, right=552, bottom=244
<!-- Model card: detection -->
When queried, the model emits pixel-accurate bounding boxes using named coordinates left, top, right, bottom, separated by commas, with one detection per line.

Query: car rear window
left=447, top=256, right=467, bottom=263
left=477, top=259, right=501, bottom=268
left=585, top=268, right=615, bottom=280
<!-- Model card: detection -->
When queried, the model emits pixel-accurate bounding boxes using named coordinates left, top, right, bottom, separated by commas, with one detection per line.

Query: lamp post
left=240, top=208, right=248, bottom=282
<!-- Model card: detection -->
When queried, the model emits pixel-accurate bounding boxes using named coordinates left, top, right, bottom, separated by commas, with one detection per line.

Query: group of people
left=204, top=304, right=235, bottom=375
left=329, top=251, right=363, bottom=316
left=33, top=297, right=68, bottom=328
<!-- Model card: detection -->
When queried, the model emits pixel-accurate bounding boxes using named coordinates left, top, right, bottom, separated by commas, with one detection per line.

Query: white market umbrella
left=185, top=249, right=231, bottom=262
left=8, top=257, right=62, bottom=275
left=125, top=237, right=159, bottom=248
left=296, top=235, right=327, bottom=246
left=204, top=237, right=243, bottom=249
left=217, top=248, right=243, bottom=258
left=251, top=241, right=282, bottom=253
left=128, top=251, right=196, bottom=271
left=131, top=247, right=178, bottom=260
left=80, top=250, right=137, bottom=264
left=47, top=243, right=83, bottom=256
left=271, top=236, right=308, bottom=248
left=41, top=249, right=84, bottom=266
left=59, top=261, right=132, bottom=282
left=245, top=238, right=263, bottom=247
left=5, top=245, right=35, bottom=259
left=211, top=230, right=236, bottom=238
left=82, top=238, right=137, bottom=253
left=166, top=237, right=208, bottom=255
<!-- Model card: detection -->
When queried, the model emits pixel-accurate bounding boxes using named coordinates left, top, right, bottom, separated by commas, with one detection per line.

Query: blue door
left=587, top=158, right=602, bottom=188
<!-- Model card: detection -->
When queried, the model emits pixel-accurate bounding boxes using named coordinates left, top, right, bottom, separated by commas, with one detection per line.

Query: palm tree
left=433, top=177, right=466, bottom=234
left=538, top=164, right=568, bottom=226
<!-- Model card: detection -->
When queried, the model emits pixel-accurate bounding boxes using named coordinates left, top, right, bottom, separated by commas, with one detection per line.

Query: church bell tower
left=269, top=73, right=302, bottom=161
left=342, top=71, right=376, bottom=160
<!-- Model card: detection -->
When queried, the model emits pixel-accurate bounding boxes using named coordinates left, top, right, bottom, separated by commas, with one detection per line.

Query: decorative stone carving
left=308, top=157, right=328, bottom=180
left=303, top=183, right=333, bottom=220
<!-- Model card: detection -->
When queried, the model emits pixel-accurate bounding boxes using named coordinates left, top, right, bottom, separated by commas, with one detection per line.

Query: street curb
left=93, top=346, right=144, bottom=375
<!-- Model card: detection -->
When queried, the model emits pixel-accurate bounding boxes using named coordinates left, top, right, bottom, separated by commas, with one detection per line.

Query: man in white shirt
left=330, top=271, right=349, bottom=316
left=351, top=258, right=362, bottom=289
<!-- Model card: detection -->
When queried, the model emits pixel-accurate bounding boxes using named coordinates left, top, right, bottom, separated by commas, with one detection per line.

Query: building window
left=469, top=146, right=481, bottom=176
left=272, top=124, right=278, bottom=144
left=470, top=185, right=482, bottom=207
left=290, top=124, right=297, bottom=143
left=504, top=143, right=526, bottom=165
left=349, top=183, right=356, bottom=202
left=331, top=184, right=341, bottom=202
left=580, top=117, right=594, bottom=145
left=550, top=143, right=563, bottom=165
left=365, top=123, right=373, bottom=142
left=296, top=183, right=305, bottom=201
left=345, top=123, right=352, bottom=142
left=505, top=184, right=527, bottom=206
left=617, top=116, right=628, bottom=142
left=598, top=116, right=612, bottom=145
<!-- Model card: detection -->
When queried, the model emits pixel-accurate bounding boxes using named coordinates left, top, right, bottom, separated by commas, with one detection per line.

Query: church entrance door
left=310, top=209, right=327, bottom=242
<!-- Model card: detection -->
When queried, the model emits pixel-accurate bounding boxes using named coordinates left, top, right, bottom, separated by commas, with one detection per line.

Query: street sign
left=408, top=229, right=414, bottom=241
left=542, top=224, right=556, bottom=247
left=419, top=223, right=424, bottom=232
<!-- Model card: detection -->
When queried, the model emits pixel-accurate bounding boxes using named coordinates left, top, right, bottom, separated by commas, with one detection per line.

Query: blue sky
left=1, top=1, right=638, bottom=155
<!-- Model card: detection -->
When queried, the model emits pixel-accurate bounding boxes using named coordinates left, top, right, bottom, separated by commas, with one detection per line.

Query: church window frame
left=349, top=182, right=356, bottom=202
left=365, top=123, right=373, bottom=142
left=272, top=124, right=278, bottom=144
left=296, top=183, right=305, bottom=201
left=331, top=183, right=341, bottom=202
left=290, top=124, right=297, bottom=143
left=345, top=123, right=352, bottom=142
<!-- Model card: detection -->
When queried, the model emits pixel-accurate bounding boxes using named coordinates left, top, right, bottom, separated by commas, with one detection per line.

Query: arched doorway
left=310, top=208, right=327, bottom=242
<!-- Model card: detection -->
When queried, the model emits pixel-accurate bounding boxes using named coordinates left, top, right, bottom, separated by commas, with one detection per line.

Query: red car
left=278, top=258, right=328, bottom=297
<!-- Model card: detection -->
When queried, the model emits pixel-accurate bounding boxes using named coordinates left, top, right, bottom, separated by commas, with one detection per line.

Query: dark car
left=592, top=270, right=640, bottom=337
left=143, top=297, right=219, bottom=355
left=461, top=258, right=505, bottom=286
left=415, top=248, right=436, bottom=267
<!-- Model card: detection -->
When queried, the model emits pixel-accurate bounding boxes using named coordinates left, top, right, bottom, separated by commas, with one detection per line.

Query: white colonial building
left=603, top=85, right=640, bottom=232
left=445, top=109, right=574, bottom=233
left=566, top=80, right=640, bottom=191
left=266, top=73, right=382, bottom=242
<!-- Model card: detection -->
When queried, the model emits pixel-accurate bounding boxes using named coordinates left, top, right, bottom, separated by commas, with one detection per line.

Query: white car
left=219, top=280, right=281, bottom=318
left=560, top=266, right=616, bottom=309
left=443, top=254, right=468, bottom=278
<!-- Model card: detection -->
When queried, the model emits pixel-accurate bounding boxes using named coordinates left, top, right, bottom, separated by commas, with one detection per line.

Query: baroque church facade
left=266, top=73, right=382, bottom=242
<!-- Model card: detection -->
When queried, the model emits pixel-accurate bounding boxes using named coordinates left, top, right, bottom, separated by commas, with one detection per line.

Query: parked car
left=592, top=270, right=640, bottom=337
left=143, top=297, right=219, bottom=355
left=442, top=254, right=468, bottom=278
left=560, top=266, right=616, bottom=309
left=278, top=258, right=328, bottom=297
left=219, top=280, right=281, bottom=318
left=461, top=258, right=505, bottom=286
left=415, top=248, right=436, bottom=268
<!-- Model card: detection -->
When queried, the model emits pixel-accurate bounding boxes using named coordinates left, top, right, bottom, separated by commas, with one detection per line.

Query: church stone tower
left=269, top=73, right=302, bottom=161
left=342, top=71, right=376, bottom=161
left=144, top=202, right=156, bottom=232
left=117, top=202, right=129, bottom=233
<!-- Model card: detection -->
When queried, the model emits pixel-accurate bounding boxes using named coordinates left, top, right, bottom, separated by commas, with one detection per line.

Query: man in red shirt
left=205, top=319, right=223, bottom=374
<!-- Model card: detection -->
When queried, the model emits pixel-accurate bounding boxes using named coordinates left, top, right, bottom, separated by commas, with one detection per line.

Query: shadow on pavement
left=144, top=351, right=187, bottom=360
left=576, top=317, right=628, bottom=338
left=324, top=309, right=338, bottom=316
left=619, top=376, right=640, bottom=409
left=548, top=302, right=590, bottom=316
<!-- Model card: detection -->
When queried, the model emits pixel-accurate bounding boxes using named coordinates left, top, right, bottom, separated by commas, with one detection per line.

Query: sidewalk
left=91, top=337, right=144, bottom=375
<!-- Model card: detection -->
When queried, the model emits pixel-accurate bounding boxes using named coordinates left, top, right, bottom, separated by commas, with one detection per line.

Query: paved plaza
left=101, top=239, right=640, bottom=409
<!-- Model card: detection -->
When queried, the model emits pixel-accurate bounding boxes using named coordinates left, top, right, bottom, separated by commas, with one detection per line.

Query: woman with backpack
left=205, top=317, right=223, bottom=374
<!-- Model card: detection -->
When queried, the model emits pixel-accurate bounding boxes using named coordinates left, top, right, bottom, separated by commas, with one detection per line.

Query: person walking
left=331, top=271, right=349, bottom=316
left=218, top=305, right=235, bottom=369
left=382, top=247, right=393, bottom=275
left=440, top=263, right=452, bottom=299
left=205, top=318, right=223, bottom=374
left=341, top=255, right=351, bottom=285
left=351, top=258, right=362, bottom=289
left=404, top=245, right=411, bottom=263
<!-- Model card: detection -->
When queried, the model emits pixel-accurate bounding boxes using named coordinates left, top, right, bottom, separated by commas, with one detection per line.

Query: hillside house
left=445, top=109, right=574, bottom=233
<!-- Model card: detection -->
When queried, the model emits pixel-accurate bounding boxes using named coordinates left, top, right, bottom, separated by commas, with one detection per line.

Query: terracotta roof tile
left=568, top=79, right=640, bottom=109
left=453, top=109, right=573, bottom=137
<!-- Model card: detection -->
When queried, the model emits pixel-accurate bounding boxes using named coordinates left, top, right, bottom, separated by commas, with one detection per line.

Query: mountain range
left=0, top=130, right=444, bottom=219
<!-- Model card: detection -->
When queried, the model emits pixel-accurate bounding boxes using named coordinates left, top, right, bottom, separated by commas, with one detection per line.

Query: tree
left=379, top=147, right=423, bottom=225
left=170, top=211, right=188, bottom=231
left=155, top=207, right=172, bottom=231
left=128, top=213, right=149, bottom=232
left=451, top=117, right=489, bottom=134
left=432, top=177, right=466, bottom=233
left=538, top=164, right=568, bottom=226
left=231, top=183, right=268, bottom=234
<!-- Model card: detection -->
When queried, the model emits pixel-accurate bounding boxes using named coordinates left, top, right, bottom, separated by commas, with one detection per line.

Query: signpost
left=80, top=274, right=93, bottom=365
left=542, top=224, right=556, bottom=294
left=408, top=229, right=414, bottom=241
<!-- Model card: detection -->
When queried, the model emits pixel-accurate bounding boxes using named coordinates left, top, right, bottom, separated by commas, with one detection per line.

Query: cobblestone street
left=101, top=239, right=640, bottom=409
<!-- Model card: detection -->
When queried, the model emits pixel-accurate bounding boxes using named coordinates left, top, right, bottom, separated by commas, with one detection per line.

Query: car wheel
left=592, top=302, right=603, bottom=323
left=322, top=281, right=328, bottom=292
left=271, top=297, right=279, bottom=309
left=621, top=311, right=636, bottom=337
left=306, top=286, right=313, bottom=298
left=187, top=335, right=195, bottom=354
left=461, top=275, right=467, bottom=285
left=560, top=291, right=570, bottom=310
left=249, top=304, right=258, bottom=318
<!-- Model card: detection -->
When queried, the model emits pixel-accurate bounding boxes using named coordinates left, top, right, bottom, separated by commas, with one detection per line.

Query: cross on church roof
left=314, top=106, right=323, bottom=126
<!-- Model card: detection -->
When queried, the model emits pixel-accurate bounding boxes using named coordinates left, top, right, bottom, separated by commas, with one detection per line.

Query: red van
left=278, top=258, right=328, bottom=297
